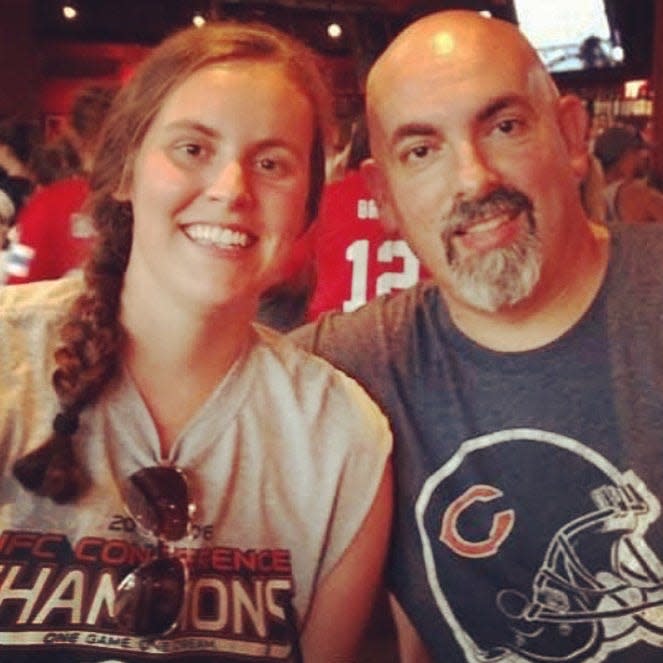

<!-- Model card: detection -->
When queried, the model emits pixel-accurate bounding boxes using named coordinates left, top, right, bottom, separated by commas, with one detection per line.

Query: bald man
left=292, top=10, right=663, bottom=662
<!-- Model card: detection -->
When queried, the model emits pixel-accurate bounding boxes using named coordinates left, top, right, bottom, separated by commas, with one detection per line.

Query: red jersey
left=8, top=176, right=94, bottom=284
left=308, top=170, right=426, bottom=321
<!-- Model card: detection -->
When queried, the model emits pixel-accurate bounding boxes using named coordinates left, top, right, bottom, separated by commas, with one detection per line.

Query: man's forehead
left=367, top=11, right=540, bottom=96
left=369, top=53, right=526, bottom=125
left=367, top=24, right=551, bottom=137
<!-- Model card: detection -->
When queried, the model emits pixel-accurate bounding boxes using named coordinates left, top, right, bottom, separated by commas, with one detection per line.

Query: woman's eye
left=182, top=143, right=206, bottom=158
left=171, top=141, right=210, bottom=164
left=184, top=143, right=202, bottom=156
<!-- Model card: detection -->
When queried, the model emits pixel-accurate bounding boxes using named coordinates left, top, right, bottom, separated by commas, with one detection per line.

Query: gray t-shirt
left=0, top=276, right=392, bottom=662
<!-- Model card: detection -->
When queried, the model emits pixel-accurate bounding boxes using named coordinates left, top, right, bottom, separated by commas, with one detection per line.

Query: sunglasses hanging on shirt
left=114, top=465, right=192, bottom=636
left=113, top=464, right=304, bottom=662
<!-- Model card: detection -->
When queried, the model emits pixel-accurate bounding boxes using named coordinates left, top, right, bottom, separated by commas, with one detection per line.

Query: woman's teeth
left=185, top=224, right=252, bottom=248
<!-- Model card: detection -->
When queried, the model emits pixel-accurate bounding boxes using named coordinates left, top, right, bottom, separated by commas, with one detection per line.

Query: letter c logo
left=439, top=485, right=514, bottom=558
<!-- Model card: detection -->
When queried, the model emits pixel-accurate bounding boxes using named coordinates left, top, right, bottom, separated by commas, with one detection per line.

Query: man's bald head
left=359, top=9, right=592, bottom=315
left=366, top=10, right=559, bottom=151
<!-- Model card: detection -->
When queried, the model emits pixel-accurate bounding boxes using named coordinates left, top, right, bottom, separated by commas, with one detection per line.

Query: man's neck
left=444, top=223, right=611, bottom=353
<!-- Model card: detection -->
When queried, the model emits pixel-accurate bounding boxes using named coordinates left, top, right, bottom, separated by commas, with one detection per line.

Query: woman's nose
left=205, top=159, right=251, bottom=208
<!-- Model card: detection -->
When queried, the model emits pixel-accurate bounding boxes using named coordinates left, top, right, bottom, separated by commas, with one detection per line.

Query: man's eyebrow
left=388, top=94, right=531, bottom=146
left=476, top=95, right=529, bottom=123
left=391, top=123, right=438, bottom=146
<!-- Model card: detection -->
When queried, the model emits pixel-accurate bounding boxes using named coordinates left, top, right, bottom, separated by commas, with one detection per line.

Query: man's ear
left=360, top=157, right=399, bottom=235
left=557, top=94, right=590, bottom=181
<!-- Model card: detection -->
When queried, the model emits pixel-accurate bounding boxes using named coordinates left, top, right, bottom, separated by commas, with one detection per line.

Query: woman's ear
left=360, top=157, right=399, bottom=235
left=112, top=163, right=133, bottom=202
left=557, top=94, right=590, bottom=181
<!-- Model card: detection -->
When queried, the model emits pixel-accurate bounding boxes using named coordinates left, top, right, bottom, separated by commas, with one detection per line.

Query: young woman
left=0, top=22, right=392, bottom=662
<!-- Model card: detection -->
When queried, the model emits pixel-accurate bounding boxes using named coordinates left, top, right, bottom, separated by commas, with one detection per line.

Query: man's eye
left=256, top=156, right=292, bottom=176
left=402, top=144, right=433, bottom=164
left=258, top=157, right=277, bottom=171
left=496, top=118, right=522, bottom=135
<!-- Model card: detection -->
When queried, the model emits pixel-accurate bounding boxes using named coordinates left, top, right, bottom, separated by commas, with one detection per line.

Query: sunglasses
left=113, top=465, right=304, bottom=662
left=113, top=465, right=192, bottom=637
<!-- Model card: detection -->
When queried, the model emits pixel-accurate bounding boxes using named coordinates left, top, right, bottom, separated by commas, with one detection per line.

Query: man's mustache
left=444, top=188, right=534, bottom=238
left=441, top=187, right=534, bottom=265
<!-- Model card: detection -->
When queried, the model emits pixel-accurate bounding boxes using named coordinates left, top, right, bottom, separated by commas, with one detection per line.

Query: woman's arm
left=300, top=462, right=393, bottom=662
left=389, top=593, right=435, bottom=663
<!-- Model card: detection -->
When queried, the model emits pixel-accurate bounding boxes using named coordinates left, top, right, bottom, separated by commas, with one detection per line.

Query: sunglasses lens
left=125, top=466, right=190, bottom=541
left=114, top=557, right=186, bottom=636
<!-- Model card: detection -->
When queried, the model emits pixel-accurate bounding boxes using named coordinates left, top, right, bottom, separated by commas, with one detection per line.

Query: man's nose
left=453, top=140, right=499, bottom=201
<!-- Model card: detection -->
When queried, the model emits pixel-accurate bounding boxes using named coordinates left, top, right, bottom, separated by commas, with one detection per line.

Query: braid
left=12, top=199, right=131, bottom=503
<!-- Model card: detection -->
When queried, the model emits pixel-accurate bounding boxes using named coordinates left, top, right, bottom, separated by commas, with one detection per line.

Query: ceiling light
left=192, top=12, right=206, bottom=28
left=327, top=21, right=343, bottom=39
left=62, top=4, right=78, bottom=20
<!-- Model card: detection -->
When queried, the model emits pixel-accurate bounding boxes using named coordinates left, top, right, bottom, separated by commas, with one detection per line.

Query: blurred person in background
left=307, top=114, right=426, bottom=321
left=8, top=84, right=117, bottom=284
left=29, top=135, right=82, bottom=186
left=593, top=125, right=663, bottom=223
left=0, top=119, right=41, bottom=182
left=0, top=120, right=41, bottom=283
left=0, top=170, right=34, bottom=283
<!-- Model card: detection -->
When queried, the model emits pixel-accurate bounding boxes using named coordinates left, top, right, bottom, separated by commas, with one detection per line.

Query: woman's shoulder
left=0, top=274, right=83, bottom=316
left=0, top=276, right=83, bottom=358
left=253, top=320, right=373, bottom=394
left=0, top=278, right=82, bottom=417
left=251, top=322, right=392, bottom=448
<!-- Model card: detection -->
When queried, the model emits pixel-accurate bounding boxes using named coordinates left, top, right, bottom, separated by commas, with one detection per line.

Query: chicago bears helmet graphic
left=416, top=429, right=663, bottom=662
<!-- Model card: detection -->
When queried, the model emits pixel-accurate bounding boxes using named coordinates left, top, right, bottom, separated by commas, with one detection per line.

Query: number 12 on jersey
left=343, top=238, right=421, bottom=312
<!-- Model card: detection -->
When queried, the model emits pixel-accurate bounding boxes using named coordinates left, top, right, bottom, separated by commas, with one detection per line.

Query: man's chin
left=448, top=249, right=542, bottom=313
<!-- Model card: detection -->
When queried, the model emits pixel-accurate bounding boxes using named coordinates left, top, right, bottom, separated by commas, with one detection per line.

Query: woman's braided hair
left=13, top=21, right=333, bottom=503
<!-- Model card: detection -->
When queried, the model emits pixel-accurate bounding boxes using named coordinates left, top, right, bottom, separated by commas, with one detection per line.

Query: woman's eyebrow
left=163, top=119, right=220, bottom=138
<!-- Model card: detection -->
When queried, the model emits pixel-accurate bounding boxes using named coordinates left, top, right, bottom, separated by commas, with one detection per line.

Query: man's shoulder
left=606, top=224, right=663, bottom=306
left=611, top=222, right=663, bottom=258
left=618, top=179, right=663, bottom=220
left=290, top=280, right=437, bottom=359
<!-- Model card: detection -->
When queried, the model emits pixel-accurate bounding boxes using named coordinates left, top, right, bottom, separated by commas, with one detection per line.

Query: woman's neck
left=120, top=287, right=256, bottom=457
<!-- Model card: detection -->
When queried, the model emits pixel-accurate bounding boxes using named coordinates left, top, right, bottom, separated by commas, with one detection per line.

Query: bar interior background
left=0, top=0, right=661, bottom=185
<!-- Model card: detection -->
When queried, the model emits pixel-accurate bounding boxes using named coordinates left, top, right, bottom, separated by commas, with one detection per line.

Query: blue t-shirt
left=292, top=224, right=663, bottom=662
